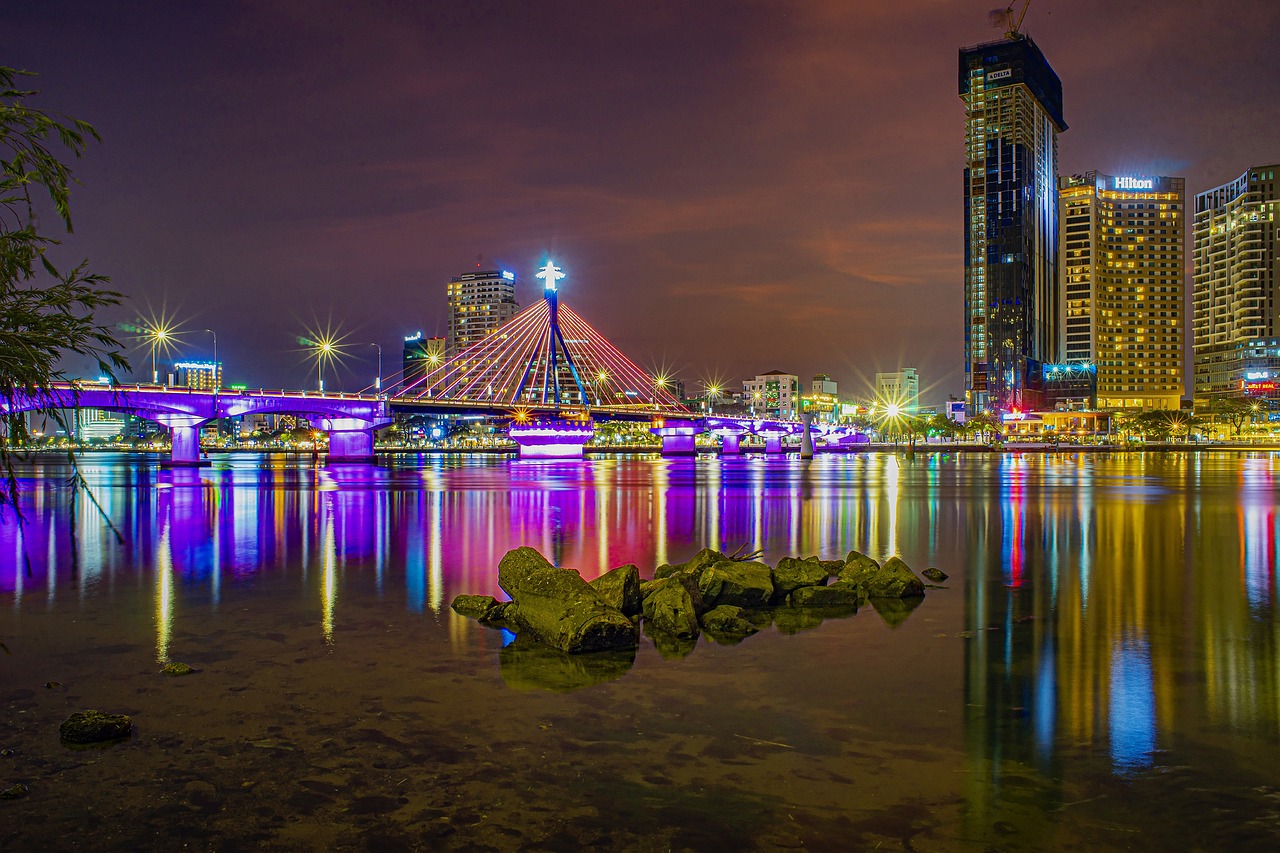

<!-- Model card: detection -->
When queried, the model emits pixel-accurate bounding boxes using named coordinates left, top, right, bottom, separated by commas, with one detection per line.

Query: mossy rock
left=922, top=567, right=949, bottom=582
left=700, top=605, right=759, bottom=638
left=642, top=621, right=698, bottom=660
left=839, top=551, right=880, bottom=583
left=0, top=783, right=29, bottom=800
left=450, top=594, right=512, bottom=626
left=161, top=662, right=197, bottom=677
left=699, top=560, right=774, bottom=608
left=589, top=564, right=642, bottom=617
left=60, top=710, right=133, bottom=745
left=790, top=582, right=864, bottom=608
left=641, top=576, right=702, bottom=639
left=773, top=557, right=832, bottom=600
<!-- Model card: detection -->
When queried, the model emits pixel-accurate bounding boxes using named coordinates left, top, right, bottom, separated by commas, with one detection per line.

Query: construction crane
left=989, top=0, right=1031, bottom=40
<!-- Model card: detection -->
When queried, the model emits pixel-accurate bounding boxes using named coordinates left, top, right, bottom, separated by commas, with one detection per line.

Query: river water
left=1, top=451, right=1278, bottom=850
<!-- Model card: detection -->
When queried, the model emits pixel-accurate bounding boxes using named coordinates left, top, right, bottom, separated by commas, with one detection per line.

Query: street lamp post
left=369, top=343, right=382, bottom=393
left=204, top=329, right=218, bottom=390
left=148, top=328, right=169, bottom=385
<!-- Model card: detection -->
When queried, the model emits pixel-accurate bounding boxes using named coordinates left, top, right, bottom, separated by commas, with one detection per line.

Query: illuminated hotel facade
left=1059, top=172, right=1186, bottom=410
left=960, top=36, right=1066, bottom=414
left=446, top=269, right=519, bottom=355
left=1192, top=164, right=1280, bottom=403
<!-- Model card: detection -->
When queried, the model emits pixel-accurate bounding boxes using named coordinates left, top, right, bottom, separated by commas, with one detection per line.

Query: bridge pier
left=800, top=412, right=814, bottom=459
left=650, top=424, right=700, bottom=456
left=321, top=417, right=386, bottom=464
left=719, top=433, right=741, bottom=454
left=153, top=415, right=211, bottom=467
left=508, top=418, right=594, bottom=458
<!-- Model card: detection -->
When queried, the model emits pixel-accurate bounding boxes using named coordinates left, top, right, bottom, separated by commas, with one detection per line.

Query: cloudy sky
left=8, top=1, right=1280, bottom=401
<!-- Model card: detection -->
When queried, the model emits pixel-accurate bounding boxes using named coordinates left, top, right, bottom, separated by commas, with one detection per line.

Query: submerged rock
left=59, top=710, right=133, bottom=745
left=773, top=557, right=831, bottom=600
left=642, top=621, right=698, bottom=660
left=642, top=575, right=702, bottom=639
left=161, top=662, right=197, bottom=677
left=497, top=548, right=637, bottom=654
left=842, top=555, right=926, bottom=599
left=499, top=637, right=635, bottom=692
left=699, top=560, right=774, bottom=608
left=588, top=564, right=642, bottom=617
left=790, top=581, right=864, bottom=608
left=922, top=567, right=949, bottom=582
left=700, top=605, right=759, bottom=638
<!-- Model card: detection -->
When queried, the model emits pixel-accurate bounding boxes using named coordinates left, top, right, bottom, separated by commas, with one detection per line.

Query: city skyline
left=8, top=1, right=1280, bottom=401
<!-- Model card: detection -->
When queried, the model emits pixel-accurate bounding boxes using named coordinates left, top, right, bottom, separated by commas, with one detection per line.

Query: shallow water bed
left=2, top=452, right=1279, bottom=849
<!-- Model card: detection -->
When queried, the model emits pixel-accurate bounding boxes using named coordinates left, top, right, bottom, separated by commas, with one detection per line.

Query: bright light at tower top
left=536, top=260, right=565, bottom=294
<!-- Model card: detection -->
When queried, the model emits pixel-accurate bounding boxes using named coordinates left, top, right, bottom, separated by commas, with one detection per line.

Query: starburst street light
left=298, top=330, right=347, bottom=392
left=120, top=318, right=182, bottom=385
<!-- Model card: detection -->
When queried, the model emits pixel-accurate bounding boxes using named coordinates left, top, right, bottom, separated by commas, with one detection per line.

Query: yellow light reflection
left=155, top=521, right=173, bottom=663
left=321, top=500, right=337, bottom=645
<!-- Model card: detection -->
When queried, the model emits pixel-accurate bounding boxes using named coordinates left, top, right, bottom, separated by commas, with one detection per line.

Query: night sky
left=9, top=1, right=1280, bottom=402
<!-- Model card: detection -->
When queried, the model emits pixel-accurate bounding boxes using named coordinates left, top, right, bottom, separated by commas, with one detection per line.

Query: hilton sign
left=1114, top=177, right=1155, bottom=190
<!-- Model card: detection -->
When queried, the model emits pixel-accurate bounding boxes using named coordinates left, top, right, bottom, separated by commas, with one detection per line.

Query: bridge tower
left=530, top=260, right=588, bottom=408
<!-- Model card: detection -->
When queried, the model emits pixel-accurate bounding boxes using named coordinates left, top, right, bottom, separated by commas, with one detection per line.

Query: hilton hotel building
left=1059, top=172, right=1186, bottom=410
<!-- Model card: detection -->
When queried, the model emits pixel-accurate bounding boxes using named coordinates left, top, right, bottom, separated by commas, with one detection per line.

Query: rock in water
left=846, top=556, right=926, bottom=598
left=773, top=557, right=831, bottom=600
left=642, top=575, right=702, bottom=639
left=839, top=550, right=880, bottom=583
left=496, top=547, right=637, bottom=653
left=922, top=567, right=949, bottom=582
left=0, top=783, right=29, bottom=799
left=685, top=548, right=728, bottom=577
left=60, top=710, right=133, bottom=745
left=790, top=581, right=864, bottom=608
left=698, top=560, right=774, bottom=608
left=450, top=594, right=511, bottom=625
left=700, top=605, right=759, bottom=638
left=161, top=662, right=196, bottom=676
left=589, top=564, right=642, bottom=617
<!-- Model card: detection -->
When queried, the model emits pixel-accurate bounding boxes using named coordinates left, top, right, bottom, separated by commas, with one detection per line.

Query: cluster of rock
left=451, top=546, right=946, bottom=658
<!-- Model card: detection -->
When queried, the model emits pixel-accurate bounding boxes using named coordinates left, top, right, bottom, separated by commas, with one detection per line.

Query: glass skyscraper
left=960, top=36, right=1066, bottom=414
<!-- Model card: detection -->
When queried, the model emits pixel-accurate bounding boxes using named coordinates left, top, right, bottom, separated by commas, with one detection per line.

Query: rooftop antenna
left=989, top=0, right=1031, bottom=40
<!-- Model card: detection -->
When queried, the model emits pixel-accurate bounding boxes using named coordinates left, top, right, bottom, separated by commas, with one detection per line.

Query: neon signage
left=1115, top=177, right=1154, bottom=190
left=986, top=69, right=1011, bottom=81
left=501, top=271, right=515, bottom=281
left=1246, top=371, right=1269, bottom=380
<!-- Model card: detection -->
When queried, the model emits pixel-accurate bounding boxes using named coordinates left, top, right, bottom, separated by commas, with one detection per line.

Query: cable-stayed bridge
left=4, top=262, right=854, bottom=462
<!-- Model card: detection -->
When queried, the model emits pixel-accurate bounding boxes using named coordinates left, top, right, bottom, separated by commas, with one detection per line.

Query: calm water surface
left=1, top=451, right=1279, bottom=850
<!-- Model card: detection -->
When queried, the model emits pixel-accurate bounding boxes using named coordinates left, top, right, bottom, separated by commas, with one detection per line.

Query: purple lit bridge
left=4, top=384, right=392, bottom=465
left=5, top=262, right=863, bottom=461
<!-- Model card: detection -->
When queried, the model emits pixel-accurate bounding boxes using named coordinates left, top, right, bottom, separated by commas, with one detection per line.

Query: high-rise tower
left=1192, top=165, right=1280, bottom=404
left=446, top=269, right=520, bottom=355
left=960, top=36, right=1066, bottom=413
left=1058, top=172, right=1186, bottom=410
